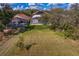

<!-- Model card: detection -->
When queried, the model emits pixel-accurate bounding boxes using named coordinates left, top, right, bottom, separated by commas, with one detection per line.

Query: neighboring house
left=31, top=14, right=42, bottom=24
left=31, top=11, right=44, bottom=25
left=8, top=13, right=30, bottom=29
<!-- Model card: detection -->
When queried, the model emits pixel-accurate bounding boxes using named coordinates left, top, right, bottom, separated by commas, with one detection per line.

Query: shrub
left=0, top=23, right=5, bottom=31
left=50, top=13, right=79, bottom=40
left=31, top=25, right=49, bottom=30
left=16, top=35, right=24, bottom=50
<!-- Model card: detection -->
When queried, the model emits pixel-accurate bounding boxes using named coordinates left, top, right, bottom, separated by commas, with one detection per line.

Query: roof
left=32, top=15, right=42, bottom=18
left=13, top=13, right=30, bottom=20
left=33, top=11, right=44, bottom=15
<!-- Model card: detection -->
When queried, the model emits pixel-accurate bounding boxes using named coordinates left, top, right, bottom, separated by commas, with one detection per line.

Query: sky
left=10, top=3, right=71, bottom=10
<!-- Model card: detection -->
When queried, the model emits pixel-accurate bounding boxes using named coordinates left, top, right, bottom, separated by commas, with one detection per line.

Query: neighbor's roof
left=32, top=15, right=42, bottom=18
left=13, top=13, right=30, bottom=20
left=33, top=11, right=44, bottom=15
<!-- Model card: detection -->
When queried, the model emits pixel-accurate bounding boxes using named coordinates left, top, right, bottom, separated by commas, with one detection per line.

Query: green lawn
left=4, top=25, right=79, bottom=56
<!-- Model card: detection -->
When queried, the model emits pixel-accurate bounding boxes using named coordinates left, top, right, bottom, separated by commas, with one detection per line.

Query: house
left=31, top=11, right=44, bottom=25
left=8, top=13, right=30, bottom=31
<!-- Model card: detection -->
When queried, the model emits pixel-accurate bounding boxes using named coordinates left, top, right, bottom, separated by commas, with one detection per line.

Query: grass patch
left=6, top=27, right=79, bottom=56
left=29, top=24, right=49, bottom=30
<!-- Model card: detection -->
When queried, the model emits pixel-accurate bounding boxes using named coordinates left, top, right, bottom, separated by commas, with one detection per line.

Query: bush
left=16, top=35, right=24, bottom=50
left=50, top=13, right=79, bottom=40
left=0, top=23, right=5, bottom=31
left=30, top=25, right=49, bottom=30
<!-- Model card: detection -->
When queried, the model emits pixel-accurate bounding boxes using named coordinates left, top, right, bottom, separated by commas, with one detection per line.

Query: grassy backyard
left=1, top=3, right=79, bottom=56
left=0, top=25, right=79, bottom=56
left=1, top=25, right=79, bottom=56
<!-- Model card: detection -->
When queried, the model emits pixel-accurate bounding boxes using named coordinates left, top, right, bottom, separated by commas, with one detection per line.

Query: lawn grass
left=5, top=25, right=79, bottom=56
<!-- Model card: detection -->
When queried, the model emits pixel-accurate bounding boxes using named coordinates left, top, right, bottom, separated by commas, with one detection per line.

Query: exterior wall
left=9, top=18, right=28, bottom=29
left=31, top=19, right=39, bottom=24
left=31, top=14, right=43, bottom=24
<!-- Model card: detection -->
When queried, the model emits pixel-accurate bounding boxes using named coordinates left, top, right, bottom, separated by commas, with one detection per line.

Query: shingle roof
left=13, top=13, right=30, bottom=20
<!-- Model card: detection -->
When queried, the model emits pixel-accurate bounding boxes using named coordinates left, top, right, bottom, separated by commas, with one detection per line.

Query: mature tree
left=70, top=3, right=79, bottom=11
left=0, top=3, right=13, bottom=25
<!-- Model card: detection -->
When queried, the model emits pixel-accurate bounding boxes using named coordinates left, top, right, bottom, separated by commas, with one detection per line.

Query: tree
left=39, top=13, right=52, bottom=25
left=0, top=3, right=13, bottom=25
left=50, top=8, right=65, bottom=14
left=23, top=9, right=38, bottom=16
left=70, top=3, right=79, bottom=11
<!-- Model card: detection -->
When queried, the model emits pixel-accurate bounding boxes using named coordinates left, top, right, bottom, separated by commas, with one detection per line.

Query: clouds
left=11, top=3, right=70, bottom=10
left=28, top=3, right=36, bottom=6
left=13, top=5, right=24, bottom=10
left=25, top=7, right=29, bottom=9
left=29, top=6, right=38, bottom=9
left=0, top=5, right=2, bottom=9
left=11, top=3, right=29, bottom=10
left=66, top=3, right=74, bottom=10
